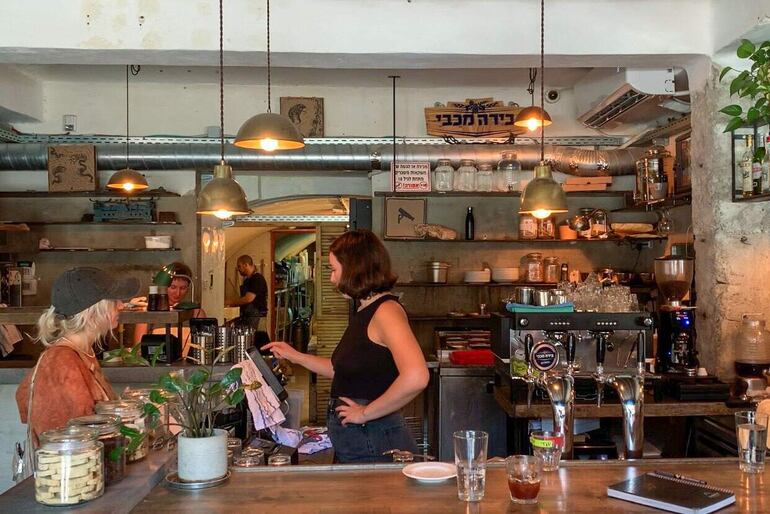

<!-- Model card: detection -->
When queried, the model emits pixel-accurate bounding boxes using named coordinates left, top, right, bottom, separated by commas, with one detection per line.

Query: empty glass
left=434, top=159, right=454, bottom=192
left=475, top=163, right=494, bottom=192
left=456, top=159, right=477, bottom=192
left=529, top=431, right=564, bottom=471
left=506, top=455, right=543, bottom=505
left=453, top=430, right=488, bottom=502
left=735, top=411, right=768, bottom=473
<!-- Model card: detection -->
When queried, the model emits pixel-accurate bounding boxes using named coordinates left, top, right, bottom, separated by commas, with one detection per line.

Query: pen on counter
left=652, top=470, right=708, bottom=485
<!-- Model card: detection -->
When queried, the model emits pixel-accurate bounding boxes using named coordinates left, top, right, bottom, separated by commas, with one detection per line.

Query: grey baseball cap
left=52, top=267, right=140, bottom=317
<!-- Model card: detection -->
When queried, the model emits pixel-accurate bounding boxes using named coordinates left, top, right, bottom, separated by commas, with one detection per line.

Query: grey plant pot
left=177, top=428, right=228, bottom=481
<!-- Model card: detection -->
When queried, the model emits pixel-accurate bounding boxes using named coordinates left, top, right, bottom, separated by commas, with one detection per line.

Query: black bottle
left=465, top=206, right=475, bottom=240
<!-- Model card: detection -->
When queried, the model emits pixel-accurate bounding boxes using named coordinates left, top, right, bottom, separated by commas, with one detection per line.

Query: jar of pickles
left=35, top=426, right=104, bottom=506
left=67, top=414, right=126, bottom=485
left=544, top=257, right=561, bottom=284
left=475, top=162, right=494, bottom=192
left=520, top=253, right=544, bottom=283
left=433, top=159, right=454, bottom=192
left=456, top=159, right=477, bottom=191
left=95, top=399, right=148, bottom=463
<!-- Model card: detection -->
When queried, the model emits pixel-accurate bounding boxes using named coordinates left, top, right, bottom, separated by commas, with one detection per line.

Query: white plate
left=402, top=462, right=457, bottom=483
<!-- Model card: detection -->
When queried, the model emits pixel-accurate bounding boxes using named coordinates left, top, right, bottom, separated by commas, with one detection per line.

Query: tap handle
left=596, top=333, right=606, bottom=367
left=636, top=332, right=646, bottom=366
left=524, top=334, right=534, bottom=365
left=566, top=333, right=576, bottom=365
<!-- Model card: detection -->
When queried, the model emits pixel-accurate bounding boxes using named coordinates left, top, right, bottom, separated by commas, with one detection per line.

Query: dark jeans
left=326, top=398, right=418, bottom=463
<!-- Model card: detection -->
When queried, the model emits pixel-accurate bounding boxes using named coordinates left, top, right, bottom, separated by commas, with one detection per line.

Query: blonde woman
left=16, top=267, right=139, bottom=445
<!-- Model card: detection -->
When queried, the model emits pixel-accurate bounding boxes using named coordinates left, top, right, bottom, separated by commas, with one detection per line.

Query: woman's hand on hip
left=335, top=397, right=369, bottom=425
left=260, top=341, right=301, bottom=363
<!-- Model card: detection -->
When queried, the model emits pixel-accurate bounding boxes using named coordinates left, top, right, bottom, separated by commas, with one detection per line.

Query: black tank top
left=330, top=294, right=401, bottom=400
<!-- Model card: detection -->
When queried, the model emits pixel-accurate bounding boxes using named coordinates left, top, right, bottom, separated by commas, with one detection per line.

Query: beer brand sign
left=424, top=97, right=526, bottom=138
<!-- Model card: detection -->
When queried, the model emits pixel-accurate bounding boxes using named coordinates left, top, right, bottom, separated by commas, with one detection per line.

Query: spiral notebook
left=607, top=471, right=735, bottom=514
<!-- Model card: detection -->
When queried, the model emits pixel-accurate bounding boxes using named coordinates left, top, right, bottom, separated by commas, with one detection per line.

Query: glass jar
left=122, top=388, right=172, bottom=444
left=433, top=159, right=454, bottom=192
left=475, top=163, right=494, bottom=192
left=538, top=216, right=556, bottom=239
left=520, top=253, right=544, bottom=283
left=67, top=414, right=126, bottom=486
left=735, top=315, right=770, bottom=365
left=496, top=151, right=522, bottom=192
left=227, top=437, right=243, bottom=461
left=544, top=257, right=561, bottom=284
left=519, top=214, right=538, bottom=240
left=268, top=454, right=291, bottom=467
left=456, top=159, right=477, bottom=191
left=235, top=447, right=265, bottom=467
left=95, top=399, right=148, bottom=463
left=35, top=426, right=104, bottom=506
left=590, top=209, right=609, bottom=238
left=578, top=208, right=594, bottom=238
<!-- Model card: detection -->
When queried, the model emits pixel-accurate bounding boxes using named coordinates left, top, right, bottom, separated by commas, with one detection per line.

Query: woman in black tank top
left=263, top=230, right=429, bottom=462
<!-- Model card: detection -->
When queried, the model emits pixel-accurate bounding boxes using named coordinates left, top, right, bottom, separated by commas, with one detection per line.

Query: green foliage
left=719, top=38, right=770, bottom=162
left=101, top=344, right=150, bottom=367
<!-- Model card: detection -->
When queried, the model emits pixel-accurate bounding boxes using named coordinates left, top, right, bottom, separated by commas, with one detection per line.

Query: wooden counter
left=0, top=306, right=194, bottom=326
left=133, top=458, right=767, bottom=513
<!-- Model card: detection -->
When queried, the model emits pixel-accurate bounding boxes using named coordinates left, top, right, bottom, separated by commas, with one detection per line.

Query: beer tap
left=524, top=334, right=535, bottom=409
left=593, top=332, right=609, bottom=407
left=565, top=333, right=577, bottom=376
left=535, top=332, right=576, bottom=459
left=605, top=332, right=647, bottom=459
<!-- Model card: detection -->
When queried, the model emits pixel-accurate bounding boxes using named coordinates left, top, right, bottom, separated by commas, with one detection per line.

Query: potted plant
left=145, top=350, right=256, bottom=481
left=720, top=38, right=770, bottom=163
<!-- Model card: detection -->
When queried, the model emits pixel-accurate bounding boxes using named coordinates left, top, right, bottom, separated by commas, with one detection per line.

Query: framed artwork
left=280, top=97, right=324, bottom=137
left=384, top=198, right=426, bottom=239
left=675, top=131, right=692, bottom=194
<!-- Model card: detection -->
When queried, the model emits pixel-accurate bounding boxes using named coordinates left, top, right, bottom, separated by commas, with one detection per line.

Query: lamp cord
left=219, top=0, right=225, bottom=162
left=540, top=0, right=545, bottom=163
left=125, top=64, right=130, bottom=168
left=266, top=0, right=272, bottom=113
left=528, top=68, right=536, bottom=106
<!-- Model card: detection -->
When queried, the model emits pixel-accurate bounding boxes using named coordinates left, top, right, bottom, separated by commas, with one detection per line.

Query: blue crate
left=92, top=199, right=155, bottom=222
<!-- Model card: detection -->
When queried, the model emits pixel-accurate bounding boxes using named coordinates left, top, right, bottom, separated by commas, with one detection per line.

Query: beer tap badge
left=531, top=341, right=559, bottom=372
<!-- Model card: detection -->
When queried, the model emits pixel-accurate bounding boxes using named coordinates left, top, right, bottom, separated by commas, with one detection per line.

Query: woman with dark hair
left=263, top=229, right=429, bottom=463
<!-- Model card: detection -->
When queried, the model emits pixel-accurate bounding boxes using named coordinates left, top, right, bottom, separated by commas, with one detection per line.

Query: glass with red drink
left=506, top=455, right=542, bottom=505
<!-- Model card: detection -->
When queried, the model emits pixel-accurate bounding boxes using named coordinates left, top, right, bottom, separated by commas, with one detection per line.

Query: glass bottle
left=544, top=257, right=560, bottom=284
left=95, top=400, right=148, bottom=463
left=465, top=207, right=475, bottom=240
left=433, top=159, right=454, bottom=192
left=67, top=414, right=126, bottom=485
left=752, top=149, right=763, bottom=195
left=456, top=159, right=477, bottom=191
left=656, top=208, right=673, bottom=236
left=496, top=151, right=522, bottom=192
left=741, top=135, right=754, bottom=197
left=520, top=252, right=544, bottom=283
left=475, top=163, right=494, bottom=192
left=35, top=426, right=104, bottom=506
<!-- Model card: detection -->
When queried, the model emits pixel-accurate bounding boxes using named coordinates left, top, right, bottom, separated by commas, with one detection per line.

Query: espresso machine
left=654, top=256, right=698, bottom=375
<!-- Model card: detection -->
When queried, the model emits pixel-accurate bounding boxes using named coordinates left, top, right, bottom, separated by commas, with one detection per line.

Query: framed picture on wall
left=279, top=97, right=324, bottom=137
left=384, top=198, right=426, bottom=239
left=675, top=130, right=692, bottom=194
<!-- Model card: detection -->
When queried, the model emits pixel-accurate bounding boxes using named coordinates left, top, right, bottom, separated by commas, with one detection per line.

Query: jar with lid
left=475, top=162, right=494, bottom=192
left=95, top=399, right=148, bottom=463
left=519, top=214, right=538, bottom=240
left=227, top=437, right=243, bottom=461
left=520, top=253, right=544, bottom=283
left=735, top=314, right=770, bottom=376
left=578, top=208, right=594, bottom=238
left=35, top=426, right=104, bottom=506
left=433, top=159, right=454, bottom=192
left=538, top=216, right=556, bottom=239
left=496, top=151, right=522, bottom=192
left=590, top=209, right=609, bottom=238
left=544, top=257, right=561, bottom=284
left=67, top=414, right=126, bottom=486
left=233, top=447, right=265, bottom=467
left=456, top=159, right=477, bottom=191
left=122, top=387, right=172, bottom=444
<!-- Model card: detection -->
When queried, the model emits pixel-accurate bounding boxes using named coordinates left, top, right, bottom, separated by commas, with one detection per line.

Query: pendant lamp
left=234, top=0, right=304, bottom=151
left=519, top=0, right=567, bottom=220
left=106, top=65, right=149, bottom=192
left=196, top=0, right=251, bottom=219
left=514, top=68, right=552, bottom=132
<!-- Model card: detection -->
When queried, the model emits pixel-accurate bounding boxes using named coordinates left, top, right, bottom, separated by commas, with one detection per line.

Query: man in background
left=228, top=255, right=268, bottom=330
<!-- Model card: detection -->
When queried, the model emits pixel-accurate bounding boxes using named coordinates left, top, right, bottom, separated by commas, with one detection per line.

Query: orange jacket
left=16, top=344, right=117, bottom=446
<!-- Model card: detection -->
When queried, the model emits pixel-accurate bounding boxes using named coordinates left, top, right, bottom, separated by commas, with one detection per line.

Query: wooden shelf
left=18, top=221, right=182, bottom=226
left=732, top=191, right=770, bottom=203
left=0, top=190, right=180, bottom=198
left=611, top=192, right=692, bottom=212
left=384, top=236, right=667, bottom=243
left=38, top=248, right=181, bottom=253
left=375, top=191, right=633, bottom=198
left=398, top=282, right=656, bottom=292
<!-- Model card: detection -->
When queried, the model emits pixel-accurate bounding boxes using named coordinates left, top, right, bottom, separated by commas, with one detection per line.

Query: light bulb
left=214, top=210, right=233, bottom=220
left=260, top=138, right=279, bottom=152
left=527, top=118, right=540, bottom=132
left=122, top=183, right=135, bottom=191
left=532, top=209, right=551, bottom=219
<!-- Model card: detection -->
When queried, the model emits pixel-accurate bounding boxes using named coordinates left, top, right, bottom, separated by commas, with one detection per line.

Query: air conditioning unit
left=575, top=68, right=686, bottom=129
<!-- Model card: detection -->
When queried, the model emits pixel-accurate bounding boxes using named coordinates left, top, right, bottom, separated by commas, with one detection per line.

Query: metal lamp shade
left=519, top=163, right=568, bottom=219
left=106, top=168, right=149, bottom=192
left=234, top=112, right=305, bottom=151
left=196, top=163, right=251, bottom=218
left=514, top=106, right=553, bottom=131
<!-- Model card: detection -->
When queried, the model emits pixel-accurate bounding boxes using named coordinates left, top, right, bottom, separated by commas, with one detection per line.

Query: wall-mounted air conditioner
left=575, top=68, right=687, bottom=129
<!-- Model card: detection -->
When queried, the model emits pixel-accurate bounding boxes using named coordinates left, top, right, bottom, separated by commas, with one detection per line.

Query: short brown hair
left=329, top=229, right=397, bottom=300
left=167, top=262, right=193, bottom=283
left=237, top=255, right=254, bottom=266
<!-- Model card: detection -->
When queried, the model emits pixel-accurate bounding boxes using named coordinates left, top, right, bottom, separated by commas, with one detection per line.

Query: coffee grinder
left=654, top=256, right=698, bottom=375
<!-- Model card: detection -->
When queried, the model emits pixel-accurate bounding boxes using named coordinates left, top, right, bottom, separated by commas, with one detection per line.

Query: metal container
left=549, top=289, right=568, bottom=305
left=534, top=290, right=551, bottom=306
left=232, top=327, right=255, bottom=363
left=190, top=333, right=215, bottom=365
left=215, top=326, right=232, bottom=363
left=515, top=287, right=535, bottom=305
left=426, top=261, right=450, bottom=283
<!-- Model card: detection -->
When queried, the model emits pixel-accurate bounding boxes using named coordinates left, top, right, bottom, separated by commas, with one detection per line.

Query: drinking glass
left=453, top=430, right=488, bottom=502
left=506, top=455, right=543, bottom=505
left=735, top=411, right=768, bottom=473
left=529, top=431, right=564, bottom=471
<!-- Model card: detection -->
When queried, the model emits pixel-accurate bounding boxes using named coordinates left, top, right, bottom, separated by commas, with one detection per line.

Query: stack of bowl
left=491, top=267, right=519, bottom=283
left=464, top=269, right=491, bottom=283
